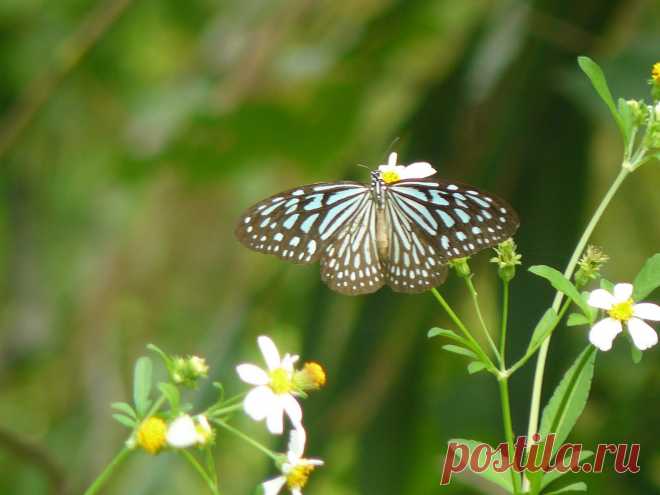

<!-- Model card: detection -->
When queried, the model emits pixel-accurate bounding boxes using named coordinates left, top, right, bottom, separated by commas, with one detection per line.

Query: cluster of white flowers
left=586, top=283, right=659, bottom=352
left=237, top=336, right=326, bottom=494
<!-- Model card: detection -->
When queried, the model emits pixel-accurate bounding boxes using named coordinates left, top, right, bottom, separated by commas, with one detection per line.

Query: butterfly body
left=236, top=159, right=519, bottom=295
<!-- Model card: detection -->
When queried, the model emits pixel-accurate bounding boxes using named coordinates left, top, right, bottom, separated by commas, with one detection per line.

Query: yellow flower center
left=286, top=464, right=315, bottom=489
left=269, top=367, right=293, bottom=394
left=136, top=417, right=167, bottom=455
left=652, top=62, right=660, bottom=83
left=381, top=170, right=401, bottom=184
left=608, top=299, right=634, bottom=321
left=304, top=362, right=326, bottom=388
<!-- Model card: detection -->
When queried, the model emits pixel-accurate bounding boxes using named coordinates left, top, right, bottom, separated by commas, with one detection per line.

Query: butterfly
left=235, top=153, right=519, bottom=295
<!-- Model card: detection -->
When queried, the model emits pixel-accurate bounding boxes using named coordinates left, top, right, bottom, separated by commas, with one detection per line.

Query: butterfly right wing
left=235, top=182, right=370, bottom=264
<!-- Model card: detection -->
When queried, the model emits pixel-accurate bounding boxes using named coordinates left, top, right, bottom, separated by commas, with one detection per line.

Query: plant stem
left=430, top=288, right=497, bottom=372
left=497, top=378, right=520, bottom=495
left=212, top=419, right=278, bottom=461
left=499, top=280, right=510, bottom=363
left=464, top=277, right=502, bottom=367
left=180, top=450, right=220, bottom=495
left=522, top=166, right=629, bottom=491
left=82, top=448, right=131, bottom=495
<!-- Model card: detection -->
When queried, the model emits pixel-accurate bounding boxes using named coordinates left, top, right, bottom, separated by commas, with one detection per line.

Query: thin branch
left=0, top=0, right=137, bottom=161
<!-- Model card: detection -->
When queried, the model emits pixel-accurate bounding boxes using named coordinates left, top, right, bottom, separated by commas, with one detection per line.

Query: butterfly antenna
left=384, top=137, right=401, bottom=158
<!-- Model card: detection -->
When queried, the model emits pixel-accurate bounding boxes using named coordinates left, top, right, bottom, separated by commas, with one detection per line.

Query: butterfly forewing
left=320, top=197, right=385, bottom=295
left=387, top=178, right=519, bottom=259
left=235, top=182, right=369, bottom=264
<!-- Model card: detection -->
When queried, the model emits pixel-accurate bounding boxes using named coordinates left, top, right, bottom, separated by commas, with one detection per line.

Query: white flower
left=377, top=152, right=436, bottom=184
left=587, top=283, right=660, bottom=351
left=166, top=414, right=213, bottom=448
left=262, top=426, right=324, bottom=495
left=236, top=336, right=303, bottom=434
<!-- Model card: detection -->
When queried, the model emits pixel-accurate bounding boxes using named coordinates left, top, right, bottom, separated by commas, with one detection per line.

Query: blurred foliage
left=0, top=0, right=659, bottom=494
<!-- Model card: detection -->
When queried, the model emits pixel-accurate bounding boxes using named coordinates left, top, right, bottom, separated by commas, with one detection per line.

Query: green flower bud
left=489, top=238, right=522, bottom=282
left=448, top=257, right=471, bottom=278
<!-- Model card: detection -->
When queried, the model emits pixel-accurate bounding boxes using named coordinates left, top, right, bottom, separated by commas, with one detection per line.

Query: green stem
left=205, top=447, right=219, bottom=488
left=498, top=378, right=520, bottom=495
left=430, top=288, right=497, bottom=373
left=82, top=448, right=131, bottom=495
left=522, top=166, right=629, bottom=491
left=181, top=450, right=219, bottom=495
left=499, top=280, right=510, bottom=363
left=212, top=419, right=278, bottom=461
left=464, top=277, right=502, bottom=367
left=207, top=403, right=244, bottom=417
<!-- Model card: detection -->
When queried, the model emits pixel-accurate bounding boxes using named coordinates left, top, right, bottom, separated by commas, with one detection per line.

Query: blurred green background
left=0, top=0, right=659, bottom=493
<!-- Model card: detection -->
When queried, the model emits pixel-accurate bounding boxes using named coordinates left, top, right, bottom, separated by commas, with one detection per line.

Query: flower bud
left=489, top=239, right=522, bottom=282
left=293, top=362, right=327, bottom=391
left=448, top=257, right=471, bottom=279
left=574, top=245, right=609, bottom=288
left=171, top=355, right=209, bottom=387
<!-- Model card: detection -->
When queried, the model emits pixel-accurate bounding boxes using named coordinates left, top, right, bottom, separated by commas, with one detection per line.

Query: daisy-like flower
left=587, top=283, right=660, bottom=351
left=262, top=427, right=324, bottom=495
left=236, top=336, right=303, bottom=434
left=166, top=414, right=214, bottom=448
left=377, top=152, right=436, bottom=184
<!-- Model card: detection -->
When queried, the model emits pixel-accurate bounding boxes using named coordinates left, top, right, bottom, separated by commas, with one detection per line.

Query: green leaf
left=133, top=356, right=153, bottom=417
left=527, top=308, right=559, bottom=352
left=529, top=265, right=590, bottom=316
left=566, top=313, right=590, bottom=327
left=539, top=346, right=597, bottom=455
left=428, top=327, right=460, bottom=340
left=467, top=361, right=487, bottom=374
left=442, top=345, right=477, bottom=360
left=541, top=451, right=593, bottom=489
left=616, top=98, right=634, bottom=147
left=447, top=439, right=516, bottom=492
left=158, top=382, right=180, bottom=412
left=631, top=344, right=643, bottom=364
left=544, top=481, right=588, bottom=494
left=111, top=402, right=137, bottom=419
left=577, top=56, right=625, bottom=141
left=632, top=253, right=660, bottom=300
left=112, top=413, right=137, bottom=428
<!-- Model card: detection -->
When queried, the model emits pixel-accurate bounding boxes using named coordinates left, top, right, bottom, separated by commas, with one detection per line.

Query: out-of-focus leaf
left=441, top=345, right=477, bottom=359
left=134, top=357, right=153, bottom=418
left=529, top=265, right=590, bottom=316
left=632, top=253, right=660, bottom=300
left=447, top=439, right=516, bottom=492
left=543, top=481, right=588, bottom=494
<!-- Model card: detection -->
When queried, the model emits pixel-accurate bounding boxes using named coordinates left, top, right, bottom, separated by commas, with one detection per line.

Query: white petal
left=400, top=162, right=436, bottom=179
left=387, top=152, right=398, bottom=166
left=281, top=393, right=303, bottom=427
left=377, top=164, right=406, bottom=174
left=266, top=402, right=285, bottom=434
left=244, top=386, right=276, bottom=421
left=627, top=318, right=658, bottom=350
left=262, top=476, right=286, bottom=495
left=236, top=364, right=269, bottom=385
left=306, top=458, right=324, bottom=466
left=258, top=335, right=281, bottom=370
left=613, top=283, right=633, bottom=302
left=588, top=318, right=622, bottom=351
left=633, top=303, right=660, bottom=321
left=288, top=425, right=306, bottom=459
left=587, top=289, right=615, bottom=310
left=166, top=415, right=198, bottom=448
left=291, top=488, right=301, bottom=495
left=282, top=354, right=299, bottom=372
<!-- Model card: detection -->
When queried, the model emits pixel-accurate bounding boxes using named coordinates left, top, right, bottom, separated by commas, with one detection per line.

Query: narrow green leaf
left=566, top=313, right=590, bottom=327
left=112, top=414, right=137, bottom=428
left=529, top=265, right=590, bottom=315
left=447, top=439, right=515, bottom=492
left=631, top=345, right=643, bottom=364
left=441, top=345, right=477, bottom=359
left=632, top=253, right=660, bottom=300
left=158, top=382, right=180, bottom=412
left=616, top=98, right=634, bottom=146
left=541, top=451, right=593, bottom=489
left=577, top=56, right=625, bottom=140
left=527, top=308, right=559, bottom=352
left=428, top=327, right=459, bottom=339
left=539, top=346, right=597, bottom=456
left=467, top=361, right=487, bottom=374
left=111, top=402, right=137, bottom=419
left=544, top=481, right=588, bottom=494
left=134, top=356, right=153, bottom=417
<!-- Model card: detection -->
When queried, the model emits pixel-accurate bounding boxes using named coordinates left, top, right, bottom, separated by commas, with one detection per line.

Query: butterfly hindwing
left=320, top=197, right=385, bottom=295
left=235, top=182, right=369, bottom=264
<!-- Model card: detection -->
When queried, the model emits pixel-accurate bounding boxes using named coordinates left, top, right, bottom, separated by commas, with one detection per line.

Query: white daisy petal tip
left=627, top=318, right=659, bottom=351
left=402, top=161, right=436, bottom=179
left=587, top=288, right=615, bottom=310
left=612, top=283, right=633, bottom=302
left=166, top=415, right=198, bottom=448
left=236, top=363, right=269, bottom=385
left=262, top=476, right=287, bottom=495
left=633, top=302, right=660, bottom=321
left=257, top=335, right=282, bottom=370
left=588, top=318, right=622, bottom=352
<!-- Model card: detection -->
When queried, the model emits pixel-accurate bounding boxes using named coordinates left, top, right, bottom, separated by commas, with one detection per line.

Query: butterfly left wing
left=319, top=196, right=386, bottom=295
left=235, top=182, right=369, bottom=264
left=386, top=178, right=519, bottom=260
